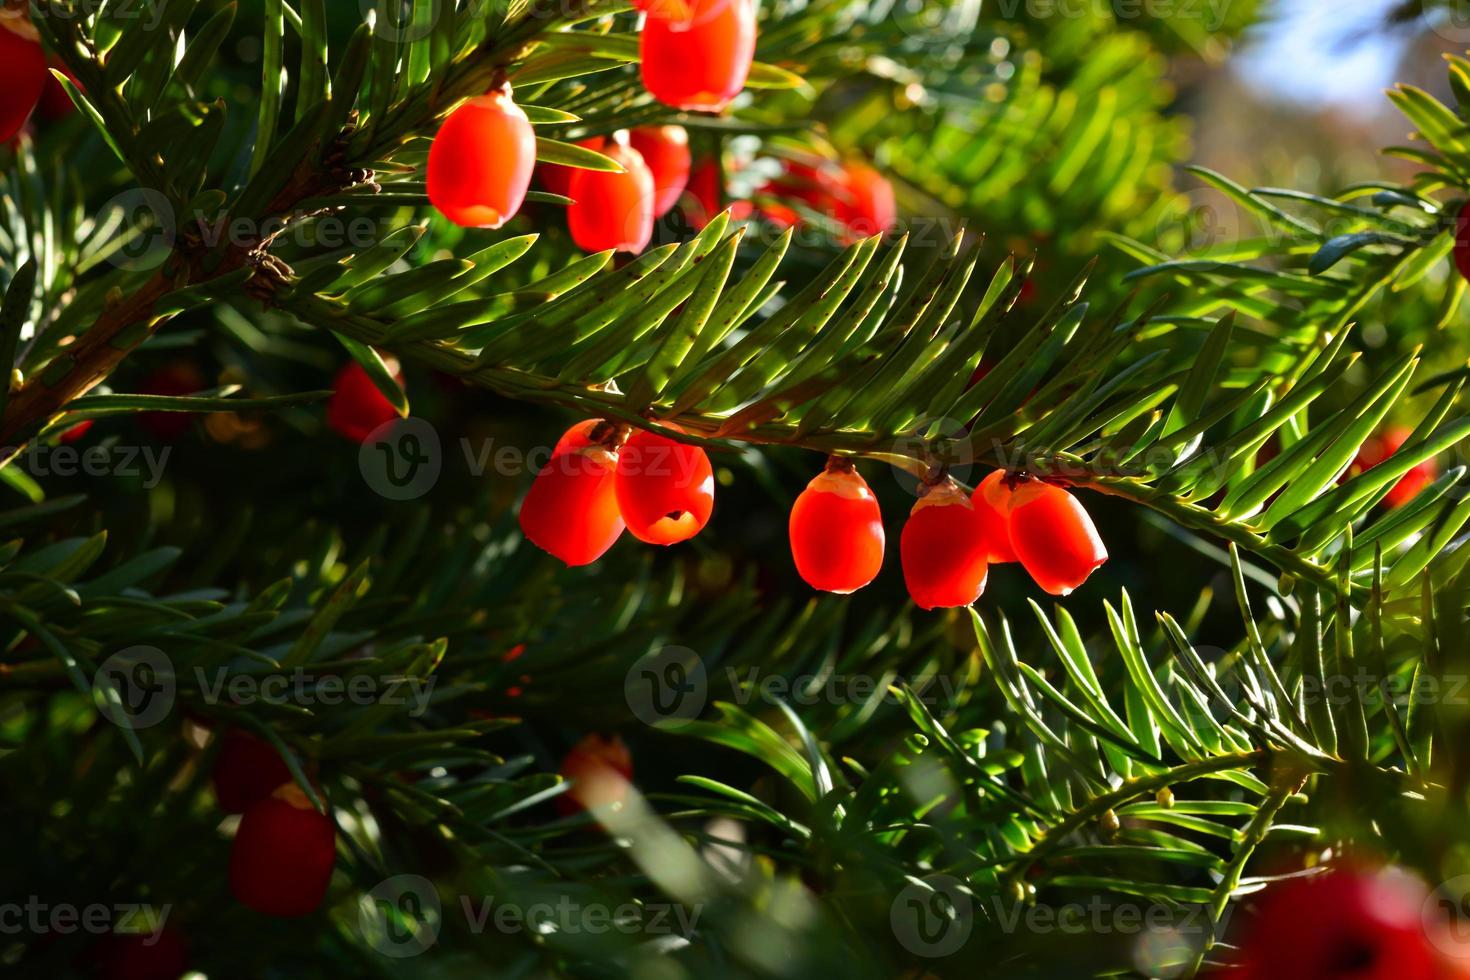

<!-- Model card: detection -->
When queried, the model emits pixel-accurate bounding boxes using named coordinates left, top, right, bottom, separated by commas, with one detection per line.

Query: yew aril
left=426, top=84, right=535, bottom=229
left=211, top=729, right=294, bottom=814
left=789, top=459, right=884, bottom=594
left=556, top=733, right=633, bottom=816
left=229, top=783, right=336, bottom=918
left=92, top=925, right=189, bottom=980
left=900, top=478, right=991, bottom=610
left=614, top=424, right=715, bottom=545
left=1351, top=426, right=1438, bottom=508
left=519, top=421, right=625, bottom=566
left=539, top=135, right=606, bottom=200
left=0, top=20, right=46, bottom=143
left=1007, top=481, right=1107, bottom=596
left=640, top=0, right=757, bottom=113
left=1456, top=203, right=1470, bottom=283
left=567, top=140, right=656, bottom=254
left=833, top=161, right=897, bottom=239
left=326, top=359, right=403, bottom=443
left=1230, top=868, right=1447, bottom=980
left=629, top=125, right=693, bottom=217
left=138, top=362, right=205, bottom=441
left=683, top=156, right=723, bottom=229
left=972, top=471, right=1017, bottom=564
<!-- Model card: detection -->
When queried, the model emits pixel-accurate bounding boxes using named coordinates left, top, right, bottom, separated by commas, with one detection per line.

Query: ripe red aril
left=327, top=359, right=403, bottom=443
left=519, top=421, right=625, bottom=566
left=1351, top=426, right=1438, bottom=508
left=684, top=156, right=723, bottom=229
left=567, top=139, right=656, bottom=254
left=229, top=783, right=336, bottom=918
left=211, top=729, right=295, bottom=814
left=1229, top=868, right=1451, bottom=980
left=556, top=733, right=633, bottom=816
left=832, top=161, right=897, bottom=239
left=789, top=458, right=885, bottom=594
left=426, top=83, right=535, bottom=229
left=614, top=424, right=715, bottom=545
left=641, top=0, right=757, bottom=113
left=629, top=125, right=693, bottom=217
left=0, top=19, right=46, bottom=143
left=92, top=925, right=189, bottom=980
left=138, top=362, right=205, bottom=441
left=900, top=477, right=992, bottom=610
left=972, top=471, right=1017, bottom=564
left=539, top=135, right=606, bottom=200
left=1007, top=480, right=1107, bottom=596
left=1457, top=203, right=1470, bottom=283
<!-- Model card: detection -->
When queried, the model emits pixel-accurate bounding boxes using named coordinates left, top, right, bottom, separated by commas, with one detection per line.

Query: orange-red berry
left=832, top=161, right=897, bottom=240
left=326, top=360, right=402, bottom=443
left=0, top=21, right=45, bottom=143
left=426, top=84, right=535, bottom=229
left=1229, top=868, right=1448, bottom=980
left=556, top=733, right=634, bottom=816
left=972, top=471, right=1017, bottom=564
left=789, top=460, right=884, bottom=594
left=229, top=784, right=336, bottom=918
left=1007, top=481, right=1107, bottom=596
left=900, top=478, right=991, bottom=610
left=683, top=156, right=723, bottom=229
left=1457, top=203, right=1470, bottom=284
left=519, top=422, right=625, bottom=566
left=539, top=135, right=605, bottom=200
left=1352, top=426, right=1438, bottom=508
left=567, top=140, right=656, bottom=254
left=640, top=0, right=757, bottom=113
left=211, top=729, right=294, bottom=815
left=614, top=424, right=714, bottom=545
left=629, top=125, right=692, bottom=217
left=92, top=925, right=189, bottom=980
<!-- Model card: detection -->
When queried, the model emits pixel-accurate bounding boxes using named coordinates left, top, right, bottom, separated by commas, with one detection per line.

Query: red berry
left=629, top=125, right=692, bottom=218
left=92, top=925, right=189, bottom=980
left=1456, top=203, right=1470, bottom=283
left=326, top=359, right=402, bottom=443
left=1352, top=426, right=1438, bottom=509
left=210, top=729, right=294, bottom=814
left=59, top=419, right=93, bottom=443
left=789, top=459, right=884, bottom=594
left=556, top=733, right=633, bottom=816
left=229, top=784, right=336, bottom=918
left=538, top=135, right=605, bottom=200
left=567, top=140, right=656, bottom=254
left=972, top=471, right=1017, bottom=564
left=640, top=0, right=757, bottom=113
left=138, top=363, right=205, bottom=441
left=614, top=424, right=715, bottom=545
left=1007, top=481, right=1107, bottom=596
left=38, top=61, right=76, bottom=120
left=0, top=21, right=46, bottom=143
left=683, top=156, right=723, bottom=229
left=832, top=161, right=896, bottom=240
left=900, top=477, right=991, bottom=610
left=1231, top=868, right=1445, bottom=980
left=426, top=84, right=535, bottom=229
left=519, top=421, right=625, bottom=566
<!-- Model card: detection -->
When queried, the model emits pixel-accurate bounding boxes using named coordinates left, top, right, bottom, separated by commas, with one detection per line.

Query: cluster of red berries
left=1224, top=865, right=1470, bottom=980
left=427, top=0, right=755, bottom=236
left=519, top=419, right=715, bottom=565
left=791, top=459, right=1107, bottom=609
left=211, top=730, right=336, bottom=919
